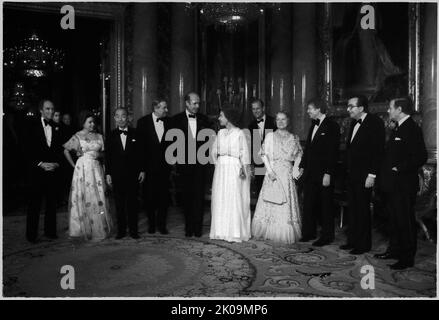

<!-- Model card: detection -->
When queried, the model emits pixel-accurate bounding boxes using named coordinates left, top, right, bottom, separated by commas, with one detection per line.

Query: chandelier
left=198, top=3, right=263, bottom=31
left=4, top=32, right=65, bottom=78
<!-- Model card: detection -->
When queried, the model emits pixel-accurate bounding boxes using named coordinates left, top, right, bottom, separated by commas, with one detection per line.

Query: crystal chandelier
left=198, top=3, right=263, bottom=31
left=4, top=32, right=65, bottom=78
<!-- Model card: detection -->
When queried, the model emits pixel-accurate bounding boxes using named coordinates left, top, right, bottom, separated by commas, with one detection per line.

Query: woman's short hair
left=78, top=110, right=94, bottom=128
left=221, top=105, right=242, bottom=128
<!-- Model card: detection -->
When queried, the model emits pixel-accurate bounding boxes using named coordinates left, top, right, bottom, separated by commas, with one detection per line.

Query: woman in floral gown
left=251, top=111, right=303, bottom=244
left=63, top=111, right=112, bottom=240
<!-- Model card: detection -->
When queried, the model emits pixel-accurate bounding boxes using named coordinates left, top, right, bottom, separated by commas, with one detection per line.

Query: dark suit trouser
left=113, top=179, right=139, bottom=236
left=180, top=166, right=205, bottom=236
left=254, top=169, right=264, bottom=197
left=386, top=190, right=417, bottom=262
left=302, top=178, right=335, bottom=240
left=347, top=178, right=372, bottom=251
left=26, top=171, right=58, bottom=241
left=144, top=171, right=170, bottom=231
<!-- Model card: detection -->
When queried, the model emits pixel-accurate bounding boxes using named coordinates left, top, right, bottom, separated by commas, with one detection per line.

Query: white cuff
left=368, top=174, right=376, bottom=178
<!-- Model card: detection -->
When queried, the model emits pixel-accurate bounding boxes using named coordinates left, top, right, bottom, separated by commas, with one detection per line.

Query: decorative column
left=291, top=3, right=318, bottom=140
left=170, top=4, right=195, bottom=115
left=130, top=3, right=158, bottom=124
left=270, top=4, right=292, bottom=115
left=421, top=3, right=437, bottom=163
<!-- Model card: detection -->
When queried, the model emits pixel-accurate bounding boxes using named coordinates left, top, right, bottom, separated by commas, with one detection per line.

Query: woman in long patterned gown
left=63, top=111, right=112, bottom=241
left=252, top=111, right=303, bottom=244
left=210, top=107, right=251, bottom=243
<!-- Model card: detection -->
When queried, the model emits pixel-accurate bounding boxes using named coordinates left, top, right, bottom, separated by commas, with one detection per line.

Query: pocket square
left=395, top=137, right=401, bottom=141
left=320, top=133, right=326, bottom=135
left=132, top=139, right=136, bottom=142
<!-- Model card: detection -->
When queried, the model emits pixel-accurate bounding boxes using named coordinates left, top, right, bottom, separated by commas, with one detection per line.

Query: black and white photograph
left=1, top=0, right=437, bottom=302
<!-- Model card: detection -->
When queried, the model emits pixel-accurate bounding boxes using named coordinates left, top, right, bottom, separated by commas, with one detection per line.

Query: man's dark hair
left=250, top=98, right=264, bottom=109
left=392, top=96, right=414, bottom=115
left=307, top=98, right=327, bottom=114
left=349, top=95, right=369, bottom=112
left=152, top=98, right=167, bottom=109
left=113, top=107, right=128, bottom=116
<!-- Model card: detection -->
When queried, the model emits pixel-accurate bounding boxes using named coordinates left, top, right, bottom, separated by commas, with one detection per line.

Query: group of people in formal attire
left=25, top=92, right=427, bottom=271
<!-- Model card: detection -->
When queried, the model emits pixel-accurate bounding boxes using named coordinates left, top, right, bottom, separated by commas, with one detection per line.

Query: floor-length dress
left=64, top=133, right=112, bottom=240
left=210, top=128, right=251, bottom=242
left=252, top=131, right=303, bottom=244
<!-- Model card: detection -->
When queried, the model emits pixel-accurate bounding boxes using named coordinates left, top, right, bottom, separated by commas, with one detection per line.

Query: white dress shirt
left=311, top=114, right=326, bottom=141
left=119, top=127, right=128, bottom=150
left=398, top=115, right=410, bottom=127
left=152, top=112, right=164, bottom=142
left=41, top=117, right=52, bottom=147
left=350, top=113, right=368, bottom=143
left=257, top=115, right=266, bottom=138
left=186, top=109, right=197, bottom=138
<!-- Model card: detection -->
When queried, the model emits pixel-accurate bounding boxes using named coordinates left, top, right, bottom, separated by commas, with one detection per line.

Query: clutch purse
left=262, top=178, right=287, bottom=205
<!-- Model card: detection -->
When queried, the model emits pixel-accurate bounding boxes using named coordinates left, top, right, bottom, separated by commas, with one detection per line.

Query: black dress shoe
left=349, top=249, right=368, bottom=255
left=115, top=234, right=126, bottom=240
left=27, top=238, right=39, bottom=244
left=312, top=238, right=333, bottom=247
left=339, top=244, right=354, bottom=250
left=159, top=229, right=169, bottom=235
left=389, top=260, right=414, bottom=270
left=374, top=252, right=398, bottom=260
left=44, top=234, right=58, bottom=240
left=130, top=234, right=140, bottom=240
left=185, top=232, right=193, bottom=237
left=148, top=227, right=156, bottom=234
left=194, top=232, right=202, bottom=238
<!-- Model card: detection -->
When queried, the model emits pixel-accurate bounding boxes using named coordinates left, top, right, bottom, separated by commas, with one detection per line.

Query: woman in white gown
left=210, top=107, right=251, bottom=243
left=251, top=111, right=303, bottom=244
left=63, top=111, right=112, bottom=241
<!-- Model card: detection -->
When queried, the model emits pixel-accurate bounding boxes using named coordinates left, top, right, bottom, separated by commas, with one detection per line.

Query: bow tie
left=356, top=119, right=363, bottom=125
left=257, top=118, right=264, bottom=124
left=312, top=119, right=320, bottom=126
left=118, top=129, right=128, bottom=135
left=156, top=118, right=163, bottom=122
left=43, top=119, right=52, bottom=127
left=188, top=114, right=196, bottom=119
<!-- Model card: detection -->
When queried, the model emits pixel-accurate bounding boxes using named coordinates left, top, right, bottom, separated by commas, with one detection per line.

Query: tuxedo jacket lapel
left=311, top=119, right=327, bottom=144
left=115, top=131, right=124, bottom=153
left=160, top=118, right=168, bottom=144
left=39, top=122, right=50, bottom=150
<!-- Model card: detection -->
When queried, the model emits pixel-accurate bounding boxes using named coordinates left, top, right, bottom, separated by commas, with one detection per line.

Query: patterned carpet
left=3, top=207, right=437, bottom=298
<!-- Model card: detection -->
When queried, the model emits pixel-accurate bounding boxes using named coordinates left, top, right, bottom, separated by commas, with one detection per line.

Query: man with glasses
left=341, top=95, right=385, bottom=255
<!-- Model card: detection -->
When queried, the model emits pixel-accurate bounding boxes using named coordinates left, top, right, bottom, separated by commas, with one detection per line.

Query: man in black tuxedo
left=341, top=95, right=385, bottom=254
left=25, top=99, right=63, bottom=243
left=106, top=108, right=145, bottom=239
left=299, top=99, right=340, bottom=246
left=137, top=99, right=172, bottom=234
left=248, top=98, right=276, bottom=195
left=374, top=97, right=427, bottom=270
left=170, top=92, right=213, bottom=237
